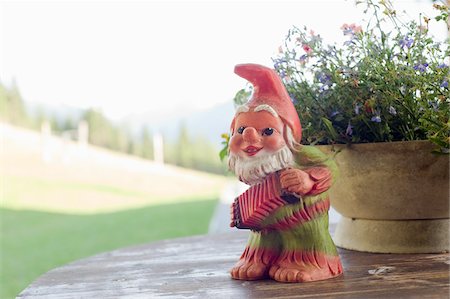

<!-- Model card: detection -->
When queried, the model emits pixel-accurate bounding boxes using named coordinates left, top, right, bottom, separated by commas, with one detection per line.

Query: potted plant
left=268, top=0, right=449, bottom=253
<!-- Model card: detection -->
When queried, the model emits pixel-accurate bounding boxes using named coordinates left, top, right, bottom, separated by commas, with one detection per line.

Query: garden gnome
left=228, top=63, right=343, bottom=282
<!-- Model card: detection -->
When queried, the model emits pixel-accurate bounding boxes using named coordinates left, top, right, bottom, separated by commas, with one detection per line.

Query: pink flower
left=340, top=23, right=349, bottom=30
left=341, top=23, right=363, bottom=35
left=352, top=24, right=362, bottom=34
left=302, top=44, right=313, bottom=54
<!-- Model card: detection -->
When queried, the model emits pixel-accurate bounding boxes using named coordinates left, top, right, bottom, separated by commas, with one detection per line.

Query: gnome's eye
left=262, top=128, right=274, bottom=136
left=237, top=126, right=246, bottom=134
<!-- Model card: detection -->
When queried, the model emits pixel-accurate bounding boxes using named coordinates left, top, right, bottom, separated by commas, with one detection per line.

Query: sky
left=0, top=0, right=446, bottom=123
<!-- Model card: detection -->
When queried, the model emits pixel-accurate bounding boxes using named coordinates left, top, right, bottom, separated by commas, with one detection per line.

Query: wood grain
left=18, top=231, right=449, bottom=298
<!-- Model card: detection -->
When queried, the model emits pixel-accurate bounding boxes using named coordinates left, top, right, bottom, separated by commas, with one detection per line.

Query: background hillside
left=1, top=81, right=236, bottom=174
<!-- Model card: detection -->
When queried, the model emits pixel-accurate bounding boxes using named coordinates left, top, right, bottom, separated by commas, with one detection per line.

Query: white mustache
left=228, top=146, right=294, bottom=185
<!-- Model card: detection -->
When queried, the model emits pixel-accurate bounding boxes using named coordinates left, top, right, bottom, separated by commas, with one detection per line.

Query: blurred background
left=0, top=0, right=446, bottom=298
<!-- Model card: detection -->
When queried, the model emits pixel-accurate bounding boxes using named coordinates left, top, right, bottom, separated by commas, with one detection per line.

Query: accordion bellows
left=233, top=171, right=300, bottom=229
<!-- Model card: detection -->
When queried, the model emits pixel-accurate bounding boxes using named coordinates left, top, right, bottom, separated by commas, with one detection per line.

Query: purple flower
left=437, top=63, right=448, bottom=69
left=273, top=58, right=287, bottom=70
left=440, top=80, right=448, bottom=88
left=388, top=106, right=397, bottom=115
left=414, top=63, right=429, bottom=72
left=319, top=85, right=329, bottom=93
left=317, top=72, right=333, bottom=93
left=428, top=100, right=439, bottom=111
left=316, top=72, right=332, bottom=85
left=298, top=54, right=308, bottom=64
left=346, top=122, right=353, bottom=136
left=399, top=36, right=414, bottom=49
left=342, top=28, right=353, bottom=36
left=344, top=40, right=356, bottom=46
left=330, top=111, right=340, bottom=117
left=371, top=113, right=382, bottom=123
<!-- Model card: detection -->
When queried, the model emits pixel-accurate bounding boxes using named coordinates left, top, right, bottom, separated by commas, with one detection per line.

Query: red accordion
left=232, top=171, right=301, bottom=230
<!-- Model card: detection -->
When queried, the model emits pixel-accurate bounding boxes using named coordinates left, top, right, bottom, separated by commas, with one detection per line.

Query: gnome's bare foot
left=269, top=265, right=311, bottom=282
left=269, top=251, right=343, bottom=282
left=269, top=264, right=341, bottom=282
left=231, top=260, right=270, bottom=280
left=230, top=240, right=280, bottom=281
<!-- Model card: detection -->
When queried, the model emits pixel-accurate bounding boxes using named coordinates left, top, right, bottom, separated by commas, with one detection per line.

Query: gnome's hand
left=280, top=168, right=314, bottom=196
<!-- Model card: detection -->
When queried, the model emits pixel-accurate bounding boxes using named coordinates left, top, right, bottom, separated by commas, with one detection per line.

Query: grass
left=4, top=175, right=152, bottom=200
left=1, top=174, right=225, bottom=214
left=0, top=199, right=217, bottom=299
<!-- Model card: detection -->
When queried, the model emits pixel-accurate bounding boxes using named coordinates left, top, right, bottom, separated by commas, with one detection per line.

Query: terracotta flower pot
left=319, top=140, right=449, bottom=253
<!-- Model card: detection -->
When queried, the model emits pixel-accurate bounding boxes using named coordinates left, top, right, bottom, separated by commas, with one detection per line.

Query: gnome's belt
left=232, top=172, right=301, bottom=230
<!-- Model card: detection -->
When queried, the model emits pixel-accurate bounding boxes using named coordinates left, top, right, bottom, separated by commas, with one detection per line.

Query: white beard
left=228, top=146, right=295, bottom=186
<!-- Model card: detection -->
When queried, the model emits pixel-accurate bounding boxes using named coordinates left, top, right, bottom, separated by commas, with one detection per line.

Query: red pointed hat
left=233, top=63, right=302, bottom=142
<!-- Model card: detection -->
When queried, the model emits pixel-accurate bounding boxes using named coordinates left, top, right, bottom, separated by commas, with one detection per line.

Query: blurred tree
left=81, top=109, right=134, bottom=153
left=190, top=136, right=227, bottom=174
left=0, top=81, right=29, bottom=126
left=61, top=116, right=77, bottom=132
left=140, top=127, right=154, bottom=160
left=31, top=106, right=47, bottom=130
left=163, top=122, right=227, bottom=174
left=163, top=136, right=176, bottom=165
left=82, top=108, right=116, bottom=149
left=49, top=113, right=63, bottom=132
left=113, top=126, right=131, bottom=153
left=175, top=122, right=192, bottom=168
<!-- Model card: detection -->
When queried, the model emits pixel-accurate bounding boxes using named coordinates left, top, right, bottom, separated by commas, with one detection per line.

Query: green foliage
left=175, top=122, right=191, bottom=167
left=233, top=87, right=252, bottom=108
left=1, top=200, right=216, bottom=299
left=272, top=0, right=449, bottom=152
left=219, top=133, right=230, bottom=161
left=165, top=124, right=227, bottom=174
left=0, top=81, right=30, bottom=128
left=140, top=127, right=154, bottom=159
left=82, top=109, right=121, bottom=150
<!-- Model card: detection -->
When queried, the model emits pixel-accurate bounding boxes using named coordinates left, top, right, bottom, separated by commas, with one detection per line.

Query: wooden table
left=18, top=231, right=449, bottom=298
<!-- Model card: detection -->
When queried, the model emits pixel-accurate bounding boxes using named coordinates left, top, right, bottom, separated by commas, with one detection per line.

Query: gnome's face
left=228, top=108, right=294, bottom=185
left=229, top=110, right=286, bottom=158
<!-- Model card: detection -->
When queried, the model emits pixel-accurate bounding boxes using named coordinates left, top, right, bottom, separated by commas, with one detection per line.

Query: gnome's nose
left=242, top=127, right=261, bottom=143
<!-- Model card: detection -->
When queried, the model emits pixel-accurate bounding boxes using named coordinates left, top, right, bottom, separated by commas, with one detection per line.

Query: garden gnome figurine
left=228, top=63, right=343, bottom=282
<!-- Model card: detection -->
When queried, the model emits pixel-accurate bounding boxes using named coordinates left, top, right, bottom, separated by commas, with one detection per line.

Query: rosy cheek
left=263, top=135, right=286, bottom=152
left=229, top=135, right=242, bottom=154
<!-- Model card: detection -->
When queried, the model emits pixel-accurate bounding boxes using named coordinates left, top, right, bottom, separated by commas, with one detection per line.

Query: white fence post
left=41, top=121, right=52, bottom=163
left=153, top=133, right=164, bottom=165
left=78, top=120, right=89, bottom=149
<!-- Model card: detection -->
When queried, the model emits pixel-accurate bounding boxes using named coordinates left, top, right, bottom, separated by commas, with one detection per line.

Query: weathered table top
left=18, top=231, right=449, bottom=298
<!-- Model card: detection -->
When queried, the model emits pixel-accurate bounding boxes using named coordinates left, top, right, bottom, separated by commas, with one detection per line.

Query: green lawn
left=0, top=199, right=217, bottom=299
